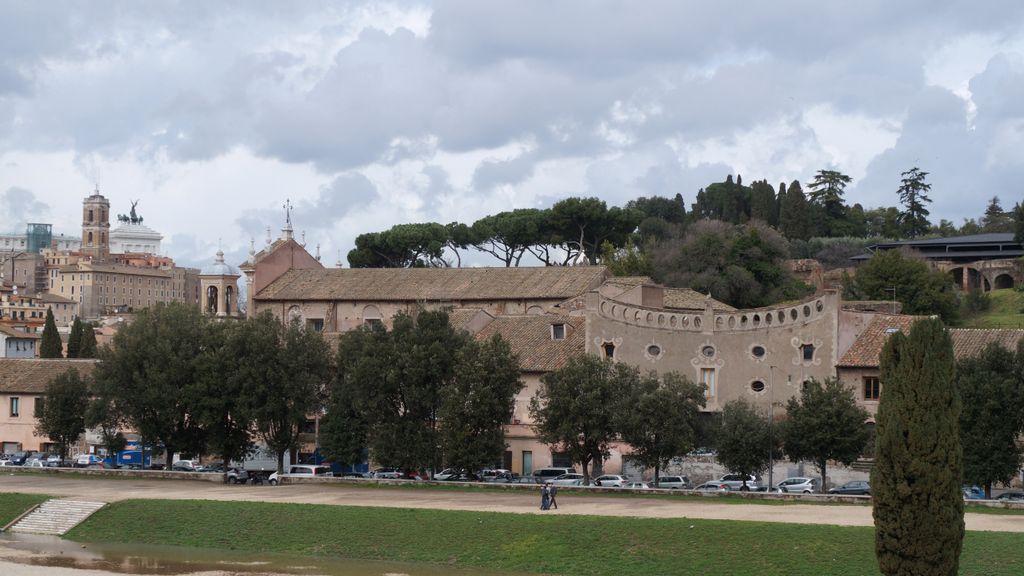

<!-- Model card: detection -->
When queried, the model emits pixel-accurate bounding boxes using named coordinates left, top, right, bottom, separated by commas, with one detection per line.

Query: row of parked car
left=0, top=451, right=112, bottom=468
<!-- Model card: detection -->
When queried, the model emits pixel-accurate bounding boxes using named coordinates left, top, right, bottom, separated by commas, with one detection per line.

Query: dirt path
left=3, top=474, right=1022, bottom=533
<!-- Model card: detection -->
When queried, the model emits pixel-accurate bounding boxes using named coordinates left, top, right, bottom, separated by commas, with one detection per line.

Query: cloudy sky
left=2, top=1, right=1023, bottom=268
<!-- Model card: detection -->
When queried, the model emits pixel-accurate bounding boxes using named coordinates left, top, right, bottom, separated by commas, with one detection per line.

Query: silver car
left=653, top=475, right=691, bottom=489
left=774, top=477, right=820, bottom=494
left=550, top=473, right=585, bottom=486
left=719, top=474, right=760, bottom=491
left=593, top=474, right=629, bottom=487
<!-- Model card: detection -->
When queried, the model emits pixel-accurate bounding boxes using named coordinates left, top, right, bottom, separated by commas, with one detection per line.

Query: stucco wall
left=584, top=291, right=841, bottom=412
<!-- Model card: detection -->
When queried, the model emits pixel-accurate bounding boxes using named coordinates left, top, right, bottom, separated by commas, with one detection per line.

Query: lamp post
left=768, top=365, right=775, bottom=491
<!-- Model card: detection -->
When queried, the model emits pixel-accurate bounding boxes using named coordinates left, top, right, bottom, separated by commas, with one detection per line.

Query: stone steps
left=8, top=499, right=106, bottom=535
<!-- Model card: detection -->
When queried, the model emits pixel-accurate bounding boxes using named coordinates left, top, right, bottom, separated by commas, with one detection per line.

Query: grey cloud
left=1, top=187, right=50, bottom=231
left=471, top=152, right=538, bottom=190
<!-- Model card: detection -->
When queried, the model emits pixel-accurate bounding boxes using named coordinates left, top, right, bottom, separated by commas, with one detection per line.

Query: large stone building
left=0, top=359, right=98, bottom=453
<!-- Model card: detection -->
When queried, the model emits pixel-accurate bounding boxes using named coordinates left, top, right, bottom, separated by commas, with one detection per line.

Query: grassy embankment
left=963, top=288, right=1024, bottom=328
left=0, top=493, right=49, bottom=527
left=66, top=499, right=1024, bottom=576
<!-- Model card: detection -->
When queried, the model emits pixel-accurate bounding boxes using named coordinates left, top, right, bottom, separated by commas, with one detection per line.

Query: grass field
left=65, top=499, right=1024, bottom=576
left=0, top=493, right=49, bottom=527
left=963, top=288, right=1024, bottom=328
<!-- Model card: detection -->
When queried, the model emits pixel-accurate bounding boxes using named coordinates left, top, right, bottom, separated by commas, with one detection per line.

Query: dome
left=200, top=249, right=240, bottom=277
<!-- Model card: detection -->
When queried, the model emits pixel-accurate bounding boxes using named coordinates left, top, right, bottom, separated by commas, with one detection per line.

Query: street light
left=768, top=365, right=775, bottom=490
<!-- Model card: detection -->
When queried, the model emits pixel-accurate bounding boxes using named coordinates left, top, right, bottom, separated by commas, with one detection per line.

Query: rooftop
left=0, top=359, right=98, bottom=393
left=257, top=266, right=609, bottom=302
left=472, top=314, right=585, bottom=372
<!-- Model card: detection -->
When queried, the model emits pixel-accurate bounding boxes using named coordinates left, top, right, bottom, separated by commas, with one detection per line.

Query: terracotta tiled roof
left=37, top=293, right=75, bottom=304
left=0, top=359, right=98, bottom=393
left=604, top=276, right=653, bottom=287
left=950, top=329, right=1024, bottom=360
left=838, top=317, right=1024, bottom=368
left=256, top=266, right=609, bottom=302
left=0, top=325, right=40, bottom=339
left=663, top=288, right=737, bottom=312
left=837, top=315, right=922, bottom=368
left=473, top=314, right=585, bottom=372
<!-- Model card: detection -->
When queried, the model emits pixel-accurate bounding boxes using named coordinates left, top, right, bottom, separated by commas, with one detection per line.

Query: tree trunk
left=276, top=450, right=285, bottom=476
left=581, top=455, right=592, bottom=485
left=819, top=460, right=827, bottom=493
left=591, top=451, right=604, bottom=479
left=654, top=463, right=660, bottom=486
left=985, top=482, right=992, bottom=500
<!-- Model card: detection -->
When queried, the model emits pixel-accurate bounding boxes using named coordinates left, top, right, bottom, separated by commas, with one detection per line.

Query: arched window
left=224, top=286, right=233, bottom=315
left=206, top=286, right=219, bottom=315
left=87, top=232, right=93, bottom=246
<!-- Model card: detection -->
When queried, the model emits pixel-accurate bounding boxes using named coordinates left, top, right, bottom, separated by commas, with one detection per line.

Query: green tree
left=651, top=220, right=811, bottom=309
left=66, top=317, right=83, bottom=358
left=39, top=308, right=63, bottom=358
left=778, top=180, right=815, bottom=240
left=807, top=169, right=852, bottom=237
left=715, top=398, right=778, bottom=490
left=896, top=167, right=933, bottom=238
left=247, top=315, right=333, bottom=476
left=1012, top=201, right=1024, bottom=244
left=626, top=194, right=687, bottom=225
left=873, top=319, right=963, bottom=575
left=471, top=209, right=545, bottom=266
left=748, top=179, right=778, bottom=226
left=617, top=371, right=706, bottom=484
left=91, top=302, right=209, bottom=471
left=192, top=320, right=258, bottom=482
left=599, top=240, right=653, bottom=277
left=439, top=335, right=523, bottom=473
left=864, top=206, right=902, bottom=239
left=347, top=222, right=450, bottom=268
left=780, top=378, right=870, bottom=492
left=78, top=322, right=97, bottom=358
left=958, top=341, right=1024, bottom=498
left=530, top=354, right=634, bottom=484
left=980, top=196, right=1014, bottom=233
left=549, top=197, right=643, bottom=264
left=848, top=249, right=959, bottom=323
left=34, top=368, right=90, bottom=462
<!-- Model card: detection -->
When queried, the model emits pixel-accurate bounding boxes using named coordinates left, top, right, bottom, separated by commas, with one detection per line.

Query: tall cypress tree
left=79, top=322, right=98, bottom=358
left=40, top=308, right=63, bottom=358
left=873, top=318, right=963, bottom=575
left=779, top=180, right=814, bottom=240
left=67, top=317, right=83, bottom=359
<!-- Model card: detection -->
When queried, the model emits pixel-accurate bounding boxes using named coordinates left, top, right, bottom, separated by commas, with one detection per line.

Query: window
left=750, top=380, right=766, bottom=393
left=601, top=342, right=616, bottom=359
left=646, top=344, right=662, bottom=357
left=10, top=397, right=20, bottom=417
left=701, top=345, right=715, bottom=358
left=307, top=318, right=324, bottom=332
left=700, top=368, right=716, bottom=398
left=34, top=397, right=44, bottom=418
left=551, top=323, right=566, bottom=340
left=801, top=343, right=815, bottom=361
left=864, top=376, right=881, bottom=401
left=551, top=452, right=572, bottom=468
left=751, top=345, right=766, bottom=358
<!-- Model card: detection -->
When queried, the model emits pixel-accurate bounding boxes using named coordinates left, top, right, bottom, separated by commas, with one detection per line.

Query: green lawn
left=0, top=493, right=49, bottom=527
left=963, top=288, right=1024, bottom=328
left=66, top=499, right=1024, bottom=576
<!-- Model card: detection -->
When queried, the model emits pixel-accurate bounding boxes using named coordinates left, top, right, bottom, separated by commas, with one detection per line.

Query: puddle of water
left=0, top=533, right=519, bottom=576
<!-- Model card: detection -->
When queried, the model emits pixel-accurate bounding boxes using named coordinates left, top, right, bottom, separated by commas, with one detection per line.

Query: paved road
left=2, top=474, right=1022, bottom=533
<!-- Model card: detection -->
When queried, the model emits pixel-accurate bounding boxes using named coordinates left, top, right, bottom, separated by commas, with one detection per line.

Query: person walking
left=549, top=484, right=558, bottom=509
left=540, top=483, right=551, bottom=510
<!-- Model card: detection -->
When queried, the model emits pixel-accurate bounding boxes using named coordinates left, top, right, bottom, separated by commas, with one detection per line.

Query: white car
left=549, top=473, right=585, bottom=486
left=268, top=464, right=333, bottom=485
left=624, top=482, right=651, bottom=490
left=593, top=474, right=629, bottom=487
left=435, top=468, right=460, bottom=481
left=774, top=477, right=820, bottom=494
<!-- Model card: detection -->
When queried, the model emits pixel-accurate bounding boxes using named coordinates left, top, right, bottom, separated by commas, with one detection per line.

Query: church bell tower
left=81, top=187, right=111, bottom=262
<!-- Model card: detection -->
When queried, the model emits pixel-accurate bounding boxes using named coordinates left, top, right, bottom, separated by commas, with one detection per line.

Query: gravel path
left=2, top=473, right=1022, bottom=533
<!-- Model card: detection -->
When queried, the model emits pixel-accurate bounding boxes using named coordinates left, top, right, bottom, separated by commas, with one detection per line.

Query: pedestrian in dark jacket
left=549, top=484, right=558, bottom=509
left=540, top=483, right=551, bottom=510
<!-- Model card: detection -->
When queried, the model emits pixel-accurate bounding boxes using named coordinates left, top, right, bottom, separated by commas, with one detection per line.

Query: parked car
left=828, top=480, right=871, bottom=496
left=719, top=474, right=760, bottom=491
left=76, top=454, right=102, bottom=468
left=653, top=475, right=691, bottom=489
left=371, top=467, right=403, bottom=479
left=199, top=462, right=225, bottom=473
left=532, top=467, right=576, bottom=481
left=593, top=474, right=629, bottom=487
left=774, top=477, right=820, bottom=494
left=624, top=482, right=651, bottom=490
left=171, top=459, right=200, bottom=472
left=226, top=468, right=250, bottom=484
left=45, top=454, right=67, bottom=467
left=550, top=473, right=585, bottom=486
left=9, top=451, right=34, bottom=466
left=339, top=471, right=372, bottom=479
left=510, top=476, right=538, bottom=485
left=687, top=447, right=718, bottom=457
left=440, top=472, right=482, bottom=482
left=24, top=458, right=45, bottom=468
left=268, top=464, right=334, bottom=485
left=995, top=491, right=1024, bottom=502
left=434, top=468, right=461, bottom=481
left=694, top=481, right=730, bottom=492
left=962, top=485, right=985, bottom=500
left=480, top=469, right=513, bottom=481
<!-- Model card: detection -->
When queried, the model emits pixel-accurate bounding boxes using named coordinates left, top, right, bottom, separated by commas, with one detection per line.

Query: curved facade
left=584, top=290, right=840, bottom=411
